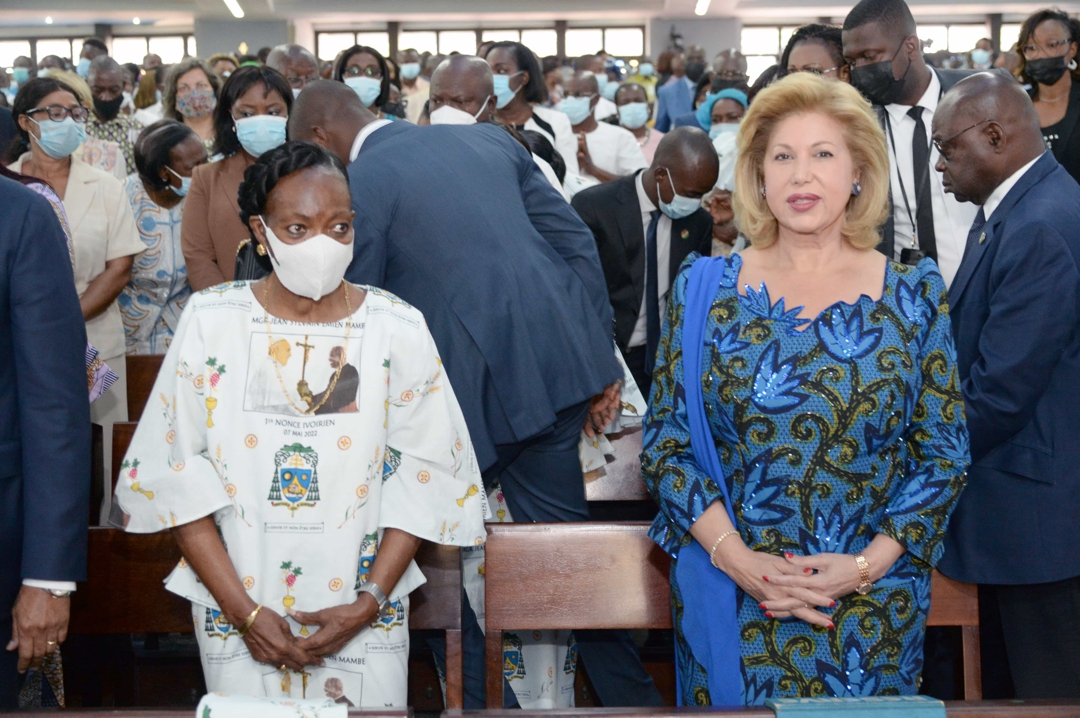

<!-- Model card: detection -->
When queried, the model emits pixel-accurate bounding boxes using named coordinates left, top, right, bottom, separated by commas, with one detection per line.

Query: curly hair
left=732, top=72, right=889, bottom=250
left=237, top=140, right=348, bottom=237
left=163, top=58, right=221, bottom=123
left=1015, top=9, right=1080, bottom=88
left=780, top=24, right=845, bottom=72
left=213, top=65, right=292, bottom=158
left=5, top=77, right=82, bottom=163
left=332, top=45, right=391, bottom=109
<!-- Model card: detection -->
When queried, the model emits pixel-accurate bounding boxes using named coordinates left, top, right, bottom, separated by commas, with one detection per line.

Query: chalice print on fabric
left=280, top=560, right=310, bottom=637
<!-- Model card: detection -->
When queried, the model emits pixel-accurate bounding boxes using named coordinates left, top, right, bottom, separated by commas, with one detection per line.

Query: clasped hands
left=237, top=594, right=379, bottom=671
left=585, top=380, right=622, bottom=438
left=713, top=540, right=864, bottom=629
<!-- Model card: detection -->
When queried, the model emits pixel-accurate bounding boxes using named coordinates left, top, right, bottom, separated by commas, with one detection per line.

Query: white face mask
left=429, top=98, right=490, bottom=126
left=259, top=216, right=354, bottom=301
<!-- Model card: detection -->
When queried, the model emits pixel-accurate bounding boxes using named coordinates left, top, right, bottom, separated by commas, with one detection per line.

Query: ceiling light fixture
left=223, top=0, right=245, bottom=18
left=133, top=17, right=140, bottom=24
left=694, top=0, right=711, bottom=16
left=45, top=16, right=53, bottom=24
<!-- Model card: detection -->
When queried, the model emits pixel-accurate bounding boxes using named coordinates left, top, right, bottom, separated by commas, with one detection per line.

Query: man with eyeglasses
left=842, top=0, right=983, bottom=287
left=933, top=70, right=1080, bottom=700
left=265, top=44, right=320, bottom=99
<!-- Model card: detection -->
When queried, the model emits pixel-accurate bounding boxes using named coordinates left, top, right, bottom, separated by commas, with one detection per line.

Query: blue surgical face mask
left=593, top=73, right=609, bottom=98
left=493, top=71, right=523, bottom=109
left=638, top=63, right=655, bottom=77
left=30, top=116, right=85, bottom=159
left=618, top=101, right=650, bottom=130
left=971, top=48, right=992, bottom=67
left=657, top=167, right=700, bottom=219
left=165, top=166, right=192, bottom=197
left=12, top=67, right=29, bottom=85
left=234, top=115, right=287, bottom=157
left=709, top=122, right=740, bottom=140
left=400, top=62, right=422, bottom=80
left=76, top=58, right=91, bottom=78
left=345, top=76, right=381, bottom=107
left=561, top=95, right=595, bottom=126
left=600, top=81, right=619, bottom=102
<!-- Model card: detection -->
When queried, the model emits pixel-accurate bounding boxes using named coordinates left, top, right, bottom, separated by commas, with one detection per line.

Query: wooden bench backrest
left=483, top=522, right=981, bottom=703
left=126, top=354, right=166, bottom=422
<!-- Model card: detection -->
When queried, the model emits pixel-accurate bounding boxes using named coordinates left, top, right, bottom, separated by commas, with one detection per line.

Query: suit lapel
left=949, top=153, right=1058, bottom=305
left=62, top=158, right=99, bottom=236
left=616, top=173, right=648, bottom=306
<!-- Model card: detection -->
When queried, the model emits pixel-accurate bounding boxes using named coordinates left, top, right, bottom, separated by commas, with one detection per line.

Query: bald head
left=429, top=55, right=497, bottom=122
left=933, top=71, right=1045, bottom=205
left=266, top=44, right=320, bottom=92
left=567, top=71, right=599, bottom=97
left=645, top=126, right=720, bottom=207
left=288, top=79, right=378, bottom=164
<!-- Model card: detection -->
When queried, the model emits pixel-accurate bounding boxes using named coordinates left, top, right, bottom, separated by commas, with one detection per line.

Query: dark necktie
left=964, top=207, right=987, bottom=257
left=908, top=106, right=938, bottom=261
left=645, top=209, right=662, bottom=377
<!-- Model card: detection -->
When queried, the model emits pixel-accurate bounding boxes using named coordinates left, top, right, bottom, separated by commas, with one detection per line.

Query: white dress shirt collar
left=349, top=119, right=393, bottom=163
left=635, top=169, right=657, bottom=213
left=886, top=67, right=942, bottom=124
left=983, top=153, right=1044, bottom=222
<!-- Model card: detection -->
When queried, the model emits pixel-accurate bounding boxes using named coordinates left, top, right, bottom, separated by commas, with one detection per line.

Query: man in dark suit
left=0, top=176, right=91, bottom=707
left=934, top=72, right=1080, bottom=699
left=842, top=0, right=983, bottom=287
left=654, top=64, right=695, bottom=133
left=572, top=127, right=717, bottom=397
left=288, top=80, right=662, bottom=709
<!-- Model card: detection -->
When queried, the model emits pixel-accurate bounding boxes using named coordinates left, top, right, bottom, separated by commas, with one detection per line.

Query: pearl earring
left=852, top=181, right=862, bottom=197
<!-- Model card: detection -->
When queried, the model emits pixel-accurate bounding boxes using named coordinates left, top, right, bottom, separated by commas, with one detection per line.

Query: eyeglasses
left=27, top=104, right=89, bottom=122
left=285, top=74, right=319, bottom=88
left=1022, top=37, right=1071, bottom=59
left=933, top=118, right=993, bottom=155
left=344, top=65, right=382, bottom=79
left=784, top=65, right=842, bottom=77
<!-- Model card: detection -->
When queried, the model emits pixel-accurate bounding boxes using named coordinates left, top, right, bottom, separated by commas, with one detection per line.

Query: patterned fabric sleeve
left=642, top=256, right=727, bottom=555
left=378, top=312, right=488, bottom=548
left=872, top=259, right=970, bottom=568
left=114, top=303, right=232, bottom=533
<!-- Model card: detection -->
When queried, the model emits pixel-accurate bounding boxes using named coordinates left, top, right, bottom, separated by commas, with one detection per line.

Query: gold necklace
left=262, top=278, right=351, bottom=415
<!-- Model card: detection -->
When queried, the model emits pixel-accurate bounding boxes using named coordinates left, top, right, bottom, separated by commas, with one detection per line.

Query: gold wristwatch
left=854, top=553, right=873, bottom=595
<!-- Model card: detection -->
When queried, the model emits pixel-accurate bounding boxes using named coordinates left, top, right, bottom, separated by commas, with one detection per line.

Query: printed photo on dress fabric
left=244, top=329, right=359, bottom=416
left=259, top=664, right=363, bottom=704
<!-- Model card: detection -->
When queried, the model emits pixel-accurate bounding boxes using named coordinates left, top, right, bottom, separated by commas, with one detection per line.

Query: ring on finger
left=279, top=664, right=287, bottom=672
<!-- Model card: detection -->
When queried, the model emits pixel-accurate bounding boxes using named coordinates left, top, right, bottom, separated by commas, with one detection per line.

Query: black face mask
left=685, top=61, right=707, bottom=83
left=93, top=94, right=124, bottom=121
left=850, top=42, right=912, bottom=106
left=383, top=101, right=406, bottom=119
left=1025, top=56, right=1069, bottom=86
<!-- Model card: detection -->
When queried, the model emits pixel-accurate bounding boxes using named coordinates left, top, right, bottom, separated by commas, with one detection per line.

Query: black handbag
left=234, top=238, right=272, bottom=281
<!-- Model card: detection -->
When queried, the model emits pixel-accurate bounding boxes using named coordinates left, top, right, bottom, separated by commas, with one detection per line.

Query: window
left=917, top=25, right=949, bottom=54
left=318, top=32, right=356, bottom=62
left=604, top=28, right=643, bottom=57
left=111, top=37, right=149, bottom=65
left=71, top=39, right=84, bottom=61
left=36, top=38, right=73, bottom=62
left=741, top=27, right=780, bottom=57
left=521, top=29, right=557, bottom=57
left=355, top=32, right=389, bottom=56
left=482, top=29, right=520, bottom=44
left=439, top=30, right=477, bottom=55
left=565, top=29, right=603, bottom=57
left=186, top=36, right=197, bottom=57
left=0, top=40, right=30, bottom=71
left=1001, top=23, right=1022, bottom=53
left=399, top=31, right=438, bottom=55
left=947, top=25, right=987, bottom=53
left=148, top=36, right=186, bottom=63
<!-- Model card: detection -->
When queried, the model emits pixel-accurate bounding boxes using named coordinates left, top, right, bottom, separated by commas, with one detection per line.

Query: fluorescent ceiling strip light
left=223, top=0, right=245, bottom=18
left=695, top=0, right=711, bottom=15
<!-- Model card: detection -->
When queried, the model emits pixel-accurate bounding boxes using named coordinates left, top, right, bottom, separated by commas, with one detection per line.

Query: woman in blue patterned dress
left=119, top=119, right=207, bottom=353
left=642, top=73, right=970, bottom=705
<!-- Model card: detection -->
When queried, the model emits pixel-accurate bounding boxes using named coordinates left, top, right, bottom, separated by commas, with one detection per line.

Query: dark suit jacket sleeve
left=655, top=87, right=672, bottom=133
left=964, top=220, right=1080, bottom=462
left=517, top=139, right=615, bottom=335
left=14, top=193, right=91, bottom=581
left=344, top=162, right=389, bottom=288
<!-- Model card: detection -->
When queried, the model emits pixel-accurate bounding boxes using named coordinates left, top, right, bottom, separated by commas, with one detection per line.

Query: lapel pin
left=680, top=229, right=689, bottom=239
left=978, top=232, right=986, bottom=244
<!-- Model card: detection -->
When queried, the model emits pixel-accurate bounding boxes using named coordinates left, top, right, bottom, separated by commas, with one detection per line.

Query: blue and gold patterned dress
left=642, top=253, right=969, bottom=704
